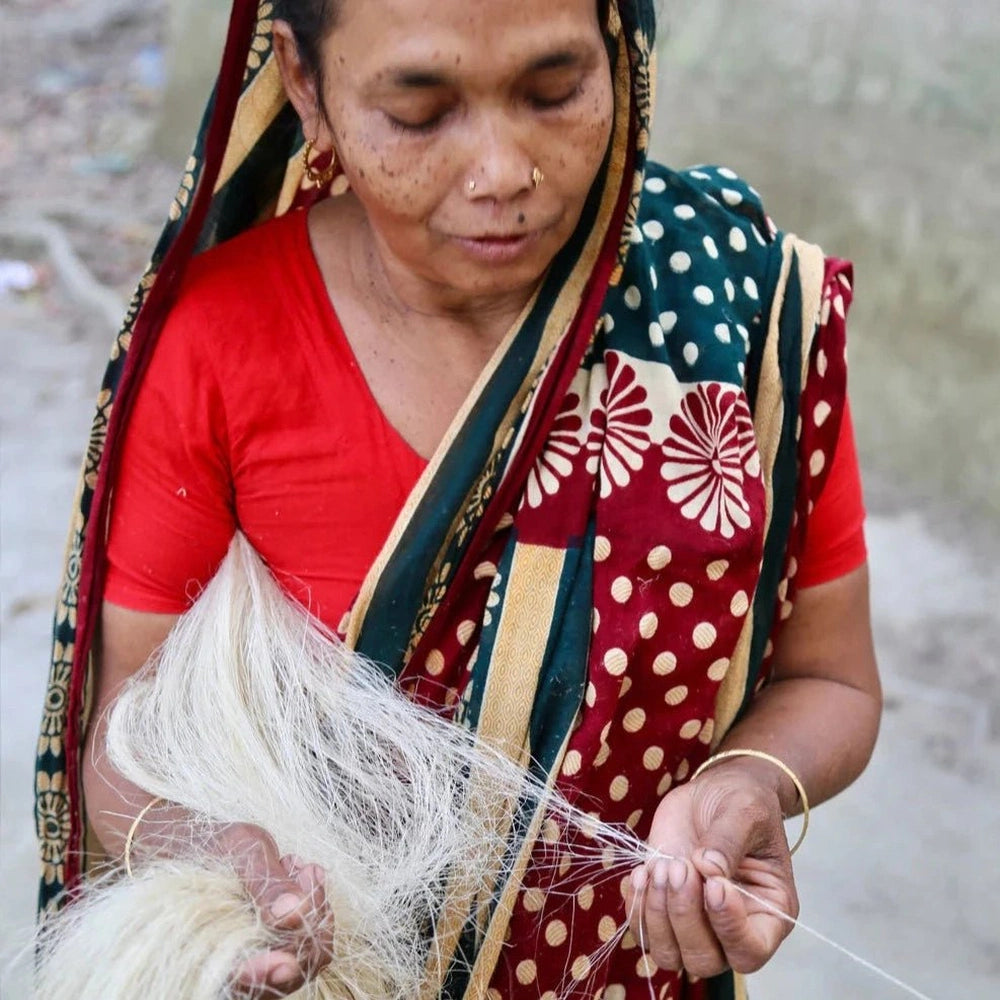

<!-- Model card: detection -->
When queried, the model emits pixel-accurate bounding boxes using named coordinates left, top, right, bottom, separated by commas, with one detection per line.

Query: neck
left=351, top=210, right=541, bottom=348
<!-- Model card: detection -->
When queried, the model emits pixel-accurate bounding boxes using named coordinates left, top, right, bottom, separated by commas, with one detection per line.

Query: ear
left=271, top=19, right=335, bottom=150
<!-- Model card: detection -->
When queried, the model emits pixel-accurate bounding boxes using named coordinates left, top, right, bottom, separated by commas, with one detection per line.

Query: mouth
left=449, top=229, right=545, bottom=264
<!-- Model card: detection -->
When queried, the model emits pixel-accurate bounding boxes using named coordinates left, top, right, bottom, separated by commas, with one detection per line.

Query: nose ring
left=532, top=167, right=544, bottom=188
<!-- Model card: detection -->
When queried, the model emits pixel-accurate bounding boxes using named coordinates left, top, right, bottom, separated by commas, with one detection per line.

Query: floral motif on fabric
left=523, top=392, right=584, bottom=509
left=586, top=353, right=654, bottom=499
left=660, top=383, right=759, bottom=539
left=36, top=771, right=70, bottom=887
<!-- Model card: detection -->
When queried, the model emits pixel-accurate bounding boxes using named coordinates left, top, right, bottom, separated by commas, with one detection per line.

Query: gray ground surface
left=2, top=1, right=998, bottom=997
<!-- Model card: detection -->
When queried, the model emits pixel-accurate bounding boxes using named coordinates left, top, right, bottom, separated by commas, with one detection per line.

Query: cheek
left=333, top=115, right=446, bottom=223
left=550, top=86, right=615, bottom=188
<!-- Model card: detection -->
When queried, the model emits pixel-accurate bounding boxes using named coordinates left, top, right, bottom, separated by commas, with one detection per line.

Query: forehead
left=329, top=0, right=603, bottom=75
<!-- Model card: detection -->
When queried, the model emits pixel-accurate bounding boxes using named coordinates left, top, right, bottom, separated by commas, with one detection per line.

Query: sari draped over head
left=35, top=2, right=851, bottom=998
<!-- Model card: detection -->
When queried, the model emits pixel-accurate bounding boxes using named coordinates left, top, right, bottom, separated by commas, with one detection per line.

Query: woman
left=36, top=0, right=881, bottom=998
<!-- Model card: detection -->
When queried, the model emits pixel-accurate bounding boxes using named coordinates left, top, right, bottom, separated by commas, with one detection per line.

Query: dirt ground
left=2, top=2, right=998, bottom=997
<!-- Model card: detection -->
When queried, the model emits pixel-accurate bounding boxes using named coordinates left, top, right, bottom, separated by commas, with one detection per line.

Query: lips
left=450, top=229, right=544, bottom=263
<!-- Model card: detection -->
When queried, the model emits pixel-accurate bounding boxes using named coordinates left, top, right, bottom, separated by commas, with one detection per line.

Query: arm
left=628, top=564, right=881, bottom=976
left=84, top=601, right=334, bottom=995
left=83, top=602, right=179, bottom=855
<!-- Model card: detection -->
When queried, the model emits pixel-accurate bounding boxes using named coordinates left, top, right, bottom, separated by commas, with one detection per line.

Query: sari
left=35, top=2, right=850, bottom=998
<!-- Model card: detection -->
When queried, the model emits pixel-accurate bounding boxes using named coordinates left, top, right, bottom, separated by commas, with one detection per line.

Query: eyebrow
left=389, top=48, right=586, bottom=89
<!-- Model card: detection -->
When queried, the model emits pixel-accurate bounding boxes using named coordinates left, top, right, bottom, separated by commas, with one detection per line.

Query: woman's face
left=282, top=0, right=614, bottom=310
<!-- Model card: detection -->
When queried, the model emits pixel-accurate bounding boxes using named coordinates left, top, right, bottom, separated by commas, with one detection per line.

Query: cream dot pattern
left=598, top=917, right=619, bottom=944
left=604, top=648, right=628, bottom=676
left=693, top=622, right=717, bottom=649
left=623, top=707, right=646, bottom=733
left=647, top=545, right=672, bottom=570
left=545, top=919, right=568, bottom=947
left=707, top=658, right=730, bottom=681
left=639, top=612, right=658, bottom=639
left=562, top=750, right=583, bottom=776
left=730, top=590, right=750, bottom=617
left=659, top=310, right=678, bottom=333
left=652, top=651, right=677, bottom=675
left=515, top=960, right=537, bottom=985
left=669, top=251, right=692, bottom=273
left=665, top=685, right=689, bottom=706
left=707, top=559, right=729, bottom=580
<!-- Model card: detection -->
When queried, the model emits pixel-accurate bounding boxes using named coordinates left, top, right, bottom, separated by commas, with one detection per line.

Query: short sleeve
left=795, top=398, right=867, bottom=588
left=104, top=295, right=236, bottom=612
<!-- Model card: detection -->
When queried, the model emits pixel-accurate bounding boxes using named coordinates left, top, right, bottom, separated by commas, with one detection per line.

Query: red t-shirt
left=105, top=209, right=866, bottom=628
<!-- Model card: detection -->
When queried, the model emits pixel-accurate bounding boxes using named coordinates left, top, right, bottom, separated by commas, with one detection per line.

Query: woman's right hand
left=89, top=604, right=335, bottom=994
left=211, top=822, right=335, bottom=997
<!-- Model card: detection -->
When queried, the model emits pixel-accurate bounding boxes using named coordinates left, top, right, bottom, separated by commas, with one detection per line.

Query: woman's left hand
left=623, top=759, right=799, bottom=979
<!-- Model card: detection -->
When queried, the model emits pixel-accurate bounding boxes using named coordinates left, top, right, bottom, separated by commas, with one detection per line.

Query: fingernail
left=652, top=859, right=670, bottom=889
left=701, top=849, right=729, bottom=876
left=705, top=876, right=726, bottom=911
left=269, top=962, right=299, bottom=986
left=667, top=860, right=687, bottom=891
left=631, top=866, right=648, bottom=892
left=270, top=892, right=302, bottom=920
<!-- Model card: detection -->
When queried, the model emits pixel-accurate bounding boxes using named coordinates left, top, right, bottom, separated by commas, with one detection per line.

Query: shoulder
left=152, top=210, right=313, bottom=367
left=637, top=161, right=777, bottom=253
left=176, top=210, right=309, bottom=324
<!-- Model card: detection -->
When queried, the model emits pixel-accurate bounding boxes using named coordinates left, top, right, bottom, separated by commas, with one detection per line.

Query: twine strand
left=727, top=880, right=938, bottom=1000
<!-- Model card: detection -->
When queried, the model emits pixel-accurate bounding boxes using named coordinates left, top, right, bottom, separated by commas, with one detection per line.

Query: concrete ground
left=2, top=1, right=999, bottom=997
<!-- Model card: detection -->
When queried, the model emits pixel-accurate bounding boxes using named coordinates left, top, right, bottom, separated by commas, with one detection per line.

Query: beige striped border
left=712, top=236, right=826, bottom=743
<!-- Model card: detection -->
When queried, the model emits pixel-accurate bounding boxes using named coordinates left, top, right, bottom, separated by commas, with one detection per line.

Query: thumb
left=691, top=795, right=777, bottom=882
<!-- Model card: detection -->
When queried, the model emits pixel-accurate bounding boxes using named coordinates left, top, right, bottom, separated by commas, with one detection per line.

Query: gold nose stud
left=532, top=167, right=544, bottom=188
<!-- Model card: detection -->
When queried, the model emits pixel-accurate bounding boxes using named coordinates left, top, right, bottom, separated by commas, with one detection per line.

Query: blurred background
left=2, top=0, right=997, bottom=996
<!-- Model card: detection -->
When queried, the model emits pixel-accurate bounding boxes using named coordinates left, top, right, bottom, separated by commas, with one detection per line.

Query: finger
left=665, top=859, right=729, bottom=979
left=704, top=876, right=789, bottom=974
left=233, top=836, right=307, bottom=930
left=234, top=949, right=304, bottom=997
left=294, top=865, right=335, bottom=975
left=641, top=858, right=682, bottom=971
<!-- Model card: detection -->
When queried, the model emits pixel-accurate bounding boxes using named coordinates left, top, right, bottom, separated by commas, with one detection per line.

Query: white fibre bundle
left=34, top=534, right=647, bottom=1000
left=34, top=863, right=283, bottom=999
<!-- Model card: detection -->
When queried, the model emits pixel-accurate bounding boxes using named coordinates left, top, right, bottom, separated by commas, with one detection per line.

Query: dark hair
left=277, top=0, right=614, bottom=87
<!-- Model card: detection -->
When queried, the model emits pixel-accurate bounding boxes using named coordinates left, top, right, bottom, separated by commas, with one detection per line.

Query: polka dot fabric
left=470, top=164, right=853, bottom=1000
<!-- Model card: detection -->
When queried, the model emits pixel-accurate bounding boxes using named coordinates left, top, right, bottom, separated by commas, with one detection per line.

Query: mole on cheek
left=517, top=213, right=526, bottom=225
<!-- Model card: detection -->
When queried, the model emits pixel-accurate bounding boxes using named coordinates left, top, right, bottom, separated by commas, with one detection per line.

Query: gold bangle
left=123, top=796, right=165, bottom=877
left=691, top=749, right=810, bottom=855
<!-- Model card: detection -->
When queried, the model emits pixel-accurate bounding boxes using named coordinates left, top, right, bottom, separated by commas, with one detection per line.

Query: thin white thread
left=639, top=850, right=938, bottom=1000
left=726, top=881, right=939, bottom=1000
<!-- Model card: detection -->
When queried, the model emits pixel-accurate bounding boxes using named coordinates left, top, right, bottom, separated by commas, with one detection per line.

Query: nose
left=465, top=111, right=535, bottom=202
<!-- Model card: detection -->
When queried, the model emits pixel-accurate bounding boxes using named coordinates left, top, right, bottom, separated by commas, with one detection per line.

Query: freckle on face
left=315, top=0, right=614, bottom=299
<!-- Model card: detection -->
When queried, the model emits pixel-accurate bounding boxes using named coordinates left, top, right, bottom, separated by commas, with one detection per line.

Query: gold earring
left=532, top=167, right=544, bottom=188
left=303, top=138, right=337, bottom=188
